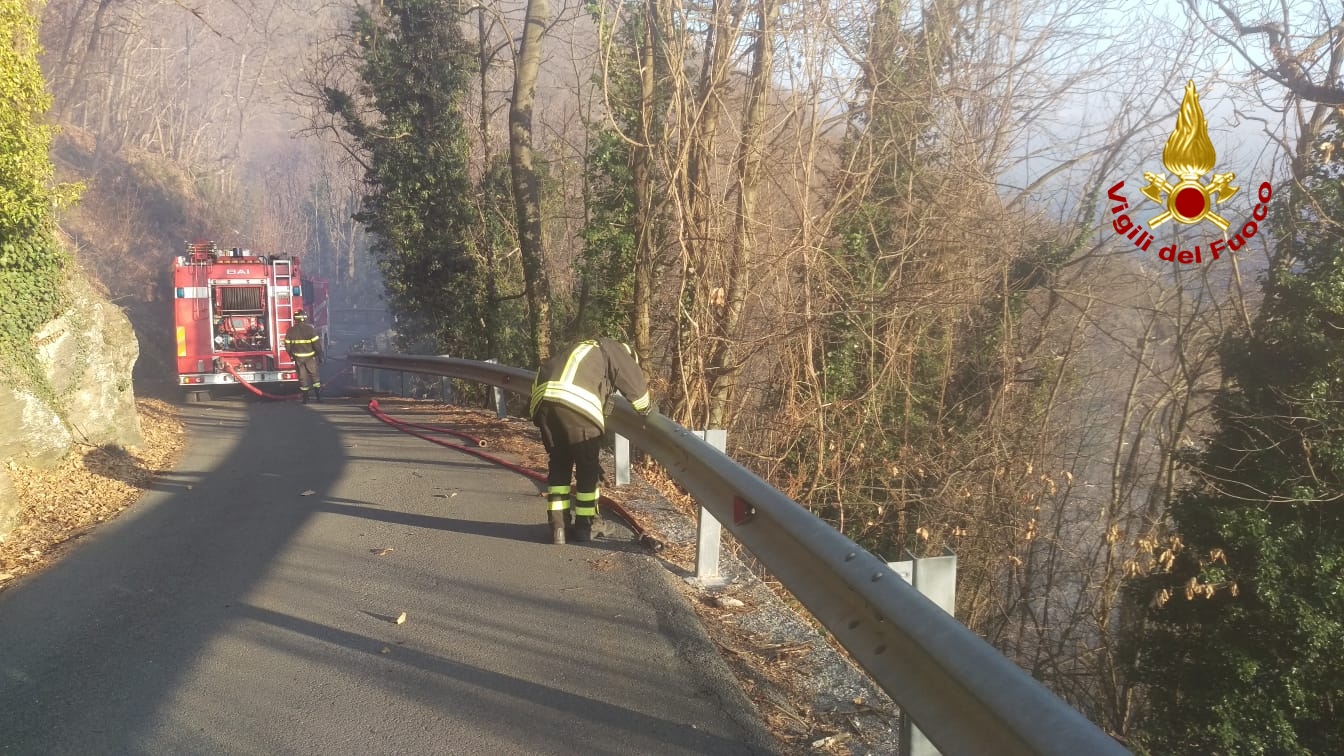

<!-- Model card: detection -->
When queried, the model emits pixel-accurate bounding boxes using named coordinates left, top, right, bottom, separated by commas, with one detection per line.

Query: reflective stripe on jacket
left=530, top=338, right=650, bottom=430
left=285, top=322, right=322, bottom=359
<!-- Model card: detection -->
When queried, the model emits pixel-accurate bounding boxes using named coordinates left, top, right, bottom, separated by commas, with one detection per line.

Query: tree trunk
left=668, top=0, right=743, bottom=426
left=510, top=0, right=553, bottom=364
left=705, top=0, right=780, bottom=429
left=630, top=0, right=659, bottom=360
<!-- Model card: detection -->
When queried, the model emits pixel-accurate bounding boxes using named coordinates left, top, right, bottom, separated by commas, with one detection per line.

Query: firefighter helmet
left=294, top=310, right=307, bottom=320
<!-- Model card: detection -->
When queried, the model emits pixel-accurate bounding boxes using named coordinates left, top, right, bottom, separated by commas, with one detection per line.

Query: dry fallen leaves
left=586, top=556, right=616, bottom=572
left=395, top=611, right=407, bottom=625
left=712, top=595, right=746, bottom=609
left=810, top=733, right=850, bottom=749
left=1, top=399, right=185, bottom=590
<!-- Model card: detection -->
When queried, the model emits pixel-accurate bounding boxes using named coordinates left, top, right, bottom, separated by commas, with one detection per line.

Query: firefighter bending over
left=285, top=309, right=324, bottom=403
left=530, top=338, right=651, bottom=544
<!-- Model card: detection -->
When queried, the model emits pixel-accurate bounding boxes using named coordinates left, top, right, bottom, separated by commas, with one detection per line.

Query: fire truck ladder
left=272, top=258, right=294, bottom=354
left=193, top=264, right=210, bottom=322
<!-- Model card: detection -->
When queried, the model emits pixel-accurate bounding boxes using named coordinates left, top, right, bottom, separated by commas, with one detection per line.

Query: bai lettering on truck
left=172, top=240, right=309, bottom=392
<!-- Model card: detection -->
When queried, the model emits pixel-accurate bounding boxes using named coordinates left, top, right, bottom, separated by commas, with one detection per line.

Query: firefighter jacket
left=284, top=321, right=323, bottom=360
left=530, top=338, right=650, bottom=431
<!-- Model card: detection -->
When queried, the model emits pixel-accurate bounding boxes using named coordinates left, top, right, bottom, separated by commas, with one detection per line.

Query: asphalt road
left=0, top=391, right=779, bottom=755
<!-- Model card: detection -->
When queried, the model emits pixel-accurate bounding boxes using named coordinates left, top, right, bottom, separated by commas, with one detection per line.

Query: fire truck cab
left=173, top=240, right=305, bottom=397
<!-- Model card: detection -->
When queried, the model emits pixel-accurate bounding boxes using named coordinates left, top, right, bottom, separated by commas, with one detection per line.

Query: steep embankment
left=49, top=128, right=238, bottom=398
left=0, top=130, right=237, bottom=541
left=0, top=263, right=145, bottom=538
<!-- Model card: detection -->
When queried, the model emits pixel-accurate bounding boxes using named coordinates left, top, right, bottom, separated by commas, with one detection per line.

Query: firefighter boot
left=572, top=515, right=594, bottom=543
left=301, top=390, right=310, bottom=404
left=548, top=509, right=568, bottom=545
left=314, top=386, right=322, bottom=402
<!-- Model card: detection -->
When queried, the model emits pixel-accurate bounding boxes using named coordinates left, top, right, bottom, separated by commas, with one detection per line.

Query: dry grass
left=633, top=455, right=897, bottom=754
left=0, top=399, right=186, bottom=588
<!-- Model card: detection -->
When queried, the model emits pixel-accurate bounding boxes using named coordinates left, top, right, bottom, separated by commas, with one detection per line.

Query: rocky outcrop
left=0, top=383, right=72, bottom=466
left=0, top=266, right=142, bottom=541
left=39, top=269, right=144, bottom=449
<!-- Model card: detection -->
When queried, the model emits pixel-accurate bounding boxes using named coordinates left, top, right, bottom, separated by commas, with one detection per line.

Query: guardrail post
left=438, top=356, right=455, bottom=404
left=614, top=434, right=631, bottom=486
left=890, top=547, right=958, bottom=756
left=343, top=354, right=1133, bottom=756
left=485, top=358, right=506, bottom=418
left=690, top=429, right=728, bottom=587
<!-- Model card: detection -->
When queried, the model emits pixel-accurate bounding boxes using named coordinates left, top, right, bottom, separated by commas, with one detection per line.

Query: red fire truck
left=173, top=240, right=306, bottom=395
left=302, top=275, right=331, bottom=348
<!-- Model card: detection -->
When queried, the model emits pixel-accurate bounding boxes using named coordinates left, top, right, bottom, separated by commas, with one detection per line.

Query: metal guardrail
left=347, top=353, right=1130, bottom=756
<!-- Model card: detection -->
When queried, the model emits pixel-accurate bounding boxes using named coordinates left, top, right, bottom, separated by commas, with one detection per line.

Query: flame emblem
left=1140, top=81, right=1238, bottom=231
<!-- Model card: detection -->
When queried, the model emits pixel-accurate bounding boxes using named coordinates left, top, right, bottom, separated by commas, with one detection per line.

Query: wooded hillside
left=32, top=0, right=1344, bottom=749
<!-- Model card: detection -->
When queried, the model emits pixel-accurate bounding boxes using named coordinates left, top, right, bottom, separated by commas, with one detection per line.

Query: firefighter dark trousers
left=535, top=405, right=603, bottom=536
left=294, top=356, right=321, bottom=397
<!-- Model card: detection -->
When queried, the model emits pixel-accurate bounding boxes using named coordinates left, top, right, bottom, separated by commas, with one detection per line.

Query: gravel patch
left=608, top=465, right=902, bottom=756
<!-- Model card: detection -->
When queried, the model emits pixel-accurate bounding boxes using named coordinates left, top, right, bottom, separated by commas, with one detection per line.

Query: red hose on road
left=212, top=372, right=660, bottom=549
left=365, top=403, right=487, bottom=447
left=367, top=399, right=663, bottom=551
left=222, top=363, right=299, bottom=401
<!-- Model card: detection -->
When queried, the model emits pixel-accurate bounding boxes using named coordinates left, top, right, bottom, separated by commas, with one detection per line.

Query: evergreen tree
left=475, top=154, right=531, bottom=367
left=321, top=0, right=483, bottom=357
left=575, top=125, right=636, bottom=341
left=1125, top=139, right=1344, bottom=755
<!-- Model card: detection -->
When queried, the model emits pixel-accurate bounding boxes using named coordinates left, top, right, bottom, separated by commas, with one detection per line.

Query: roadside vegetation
left=18, top=0, right=1344, bottom=750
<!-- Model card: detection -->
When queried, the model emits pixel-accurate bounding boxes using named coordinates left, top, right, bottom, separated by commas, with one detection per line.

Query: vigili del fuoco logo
left=1108, top=80, right=1273, bottom=265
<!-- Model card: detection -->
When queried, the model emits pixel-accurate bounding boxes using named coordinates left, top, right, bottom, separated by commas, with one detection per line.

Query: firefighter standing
left=285, top=309, right=324, bottom=403
left=530, top=338, right=651, bottom=544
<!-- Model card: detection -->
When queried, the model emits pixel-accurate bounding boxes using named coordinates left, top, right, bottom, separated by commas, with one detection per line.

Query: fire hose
left=365, top=405, right=487, bottom=447
left=221, top=361, right=357, bottom=401
left=222, top=364, right=663, bottom=549
left=367, top=399, right=663, bottom=552
left=222, top=362, right=299, bottom=401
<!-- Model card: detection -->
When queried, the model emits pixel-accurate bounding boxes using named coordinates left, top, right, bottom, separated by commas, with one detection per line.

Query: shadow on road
left=0, top=392, right=771, bottom=755
left=0, top=396, right=348, bottom=752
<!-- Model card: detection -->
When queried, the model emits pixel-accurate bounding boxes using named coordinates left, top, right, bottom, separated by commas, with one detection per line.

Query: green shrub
left=0, top=0, right=80, bottom=391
